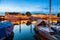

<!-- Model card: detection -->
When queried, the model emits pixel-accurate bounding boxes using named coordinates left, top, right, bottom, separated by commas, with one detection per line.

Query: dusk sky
left=0, top=0, right=60, bottom=14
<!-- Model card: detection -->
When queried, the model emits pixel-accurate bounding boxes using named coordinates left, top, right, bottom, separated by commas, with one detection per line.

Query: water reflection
left=13, top=24, right=38, bottom=40
left=26, top=21, right=32, bottom=26
left=19, top=24, right=21, bottom=33
left=3, top=21, right=40, bottom=40
left=4, top=23, right=40, bottom=40
left=30, top=24, right=33, bottom=33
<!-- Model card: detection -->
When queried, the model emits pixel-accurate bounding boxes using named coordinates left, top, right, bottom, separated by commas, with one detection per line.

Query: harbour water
left=13, top=24, right=37, bottom=40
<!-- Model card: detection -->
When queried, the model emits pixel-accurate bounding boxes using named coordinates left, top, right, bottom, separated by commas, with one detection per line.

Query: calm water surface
left=13, top=24, right=37, bottom=40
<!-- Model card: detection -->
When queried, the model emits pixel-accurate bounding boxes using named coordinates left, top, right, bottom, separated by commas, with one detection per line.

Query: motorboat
left=0, top=20, right=14, bottom=40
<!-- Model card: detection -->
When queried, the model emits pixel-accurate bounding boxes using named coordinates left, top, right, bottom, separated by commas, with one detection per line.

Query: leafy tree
left=57, top=13, right=60, bottom=17
left=26, top=12, right=32, bottom=16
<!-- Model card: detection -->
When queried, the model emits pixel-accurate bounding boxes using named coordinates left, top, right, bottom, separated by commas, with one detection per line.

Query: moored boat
left=0, top=20, right=14, bottom=40
left=34, top=19, right=60, bottom=40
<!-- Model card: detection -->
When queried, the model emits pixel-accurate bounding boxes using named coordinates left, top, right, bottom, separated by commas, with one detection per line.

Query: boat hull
left=4, top=32, right=14, bottom=40
left=34, top=28, right=57, bottom=40
left=0, top=21, right=14, bottom=40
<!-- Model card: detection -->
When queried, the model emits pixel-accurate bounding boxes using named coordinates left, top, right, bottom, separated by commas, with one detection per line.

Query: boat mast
left=50, top=0, right=51, bottom=14
left=48, top=0, right=51, bottom=29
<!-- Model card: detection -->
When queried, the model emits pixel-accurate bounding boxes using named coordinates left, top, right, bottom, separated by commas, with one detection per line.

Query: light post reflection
left=19, top=18, right=21, bottom=33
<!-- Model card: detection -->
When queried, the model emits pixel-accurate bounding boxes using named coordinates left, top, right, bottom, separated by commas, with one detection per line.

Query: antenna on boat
left=48, top=0, right=51, bottom=29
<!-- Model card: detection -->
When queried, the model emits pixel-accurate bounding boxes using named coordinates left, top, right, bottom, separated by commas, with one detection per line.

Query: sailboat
left=34, top=0, right=60, bottom=40
left=34, top=19, right=57, bottom=40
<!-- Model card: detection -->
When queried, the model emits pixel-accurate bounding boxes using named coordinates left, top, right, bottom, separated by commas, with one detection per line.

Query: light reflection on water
left=13, top=24, right=36, bottom=40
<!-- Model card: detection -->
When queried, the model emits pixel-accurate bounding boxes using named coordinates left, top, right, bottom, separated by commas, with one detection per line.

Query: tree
left=57, top=13, right=60, bottom=17
left=25, top=12, right=32, bottom=16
